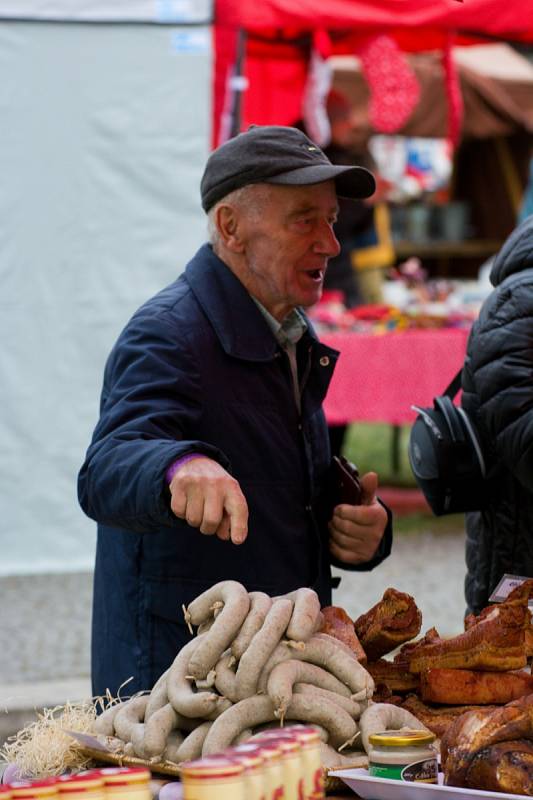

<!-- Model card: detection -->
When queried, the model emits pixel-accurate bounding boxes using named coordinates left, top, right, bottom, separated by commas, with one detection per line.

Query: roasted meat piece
left=465, top=580, right=533, bottom=659
left=366, top=658, right=420, bottom=693
left=442, top=693, right=533, bottom=788
left=400, top=694, right=498, bottom=740
left=462, top=740, right=533, bottom=795
left=353, top=588, right=422, bottom=661
left=420, top=667, right=533, bottom=705
left=407, top=602, right=528, bottom=673
left=319, top=606, right=367, bottom=662
left=394, top=627, right=441, bottom=667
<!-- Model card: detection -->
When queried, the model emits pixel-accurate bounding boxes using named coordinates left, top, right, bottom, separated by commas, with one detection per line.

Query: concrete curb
left=0, top=679, right=92, bottom=746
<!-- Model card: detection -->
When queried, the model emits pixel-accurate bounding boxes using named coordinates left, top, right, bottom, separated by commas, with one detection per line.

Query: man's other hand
left=328, top=471, right=387, bottom=564
left=169, top=456, right=248, bottom=544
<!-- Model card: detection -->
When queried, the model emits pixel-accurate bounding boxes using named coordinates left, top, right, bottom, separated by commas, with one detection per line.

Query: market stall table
left=322, top=327, right=471, bottom=471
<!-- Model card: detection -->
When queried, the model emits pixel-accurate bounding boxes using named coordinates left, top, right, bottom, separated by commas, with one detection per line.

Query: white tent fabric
left=0, top=15, right=212, bottom=574
left=0, top=0, right=210, bottom=23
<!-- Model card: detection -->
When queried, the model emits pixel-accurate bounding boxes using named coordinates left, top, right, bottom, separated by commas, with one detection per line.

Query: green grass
left=343, top=422, right=416, bottom=487
left=394, top=512, right=465, bottom=535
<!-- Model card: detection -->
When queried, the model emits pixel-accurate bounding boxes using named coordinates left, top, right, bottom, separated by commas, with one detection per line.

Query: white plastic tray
left=328, top=767, right=525, bottom=800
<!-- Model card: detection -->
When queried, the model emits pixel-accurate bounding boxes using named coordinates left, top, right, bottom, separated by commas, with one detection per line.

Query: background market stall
left=214, top=0, right=533, bottom=277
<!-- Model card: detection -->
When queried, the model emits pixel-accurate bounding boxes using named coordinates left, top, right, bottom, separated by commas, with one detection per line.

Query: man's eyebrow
left=288, top=204, right=339, bottom=217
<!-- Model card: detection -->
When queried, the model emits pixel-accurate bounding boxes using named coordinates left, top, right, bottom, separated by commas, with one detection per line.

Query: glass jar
left=249, top=743, right=284, bottom=800
left=225, top=747, right=265, bottom=800
left=289, top=726, right=324, bottom=800
left=180, top=756, right=245, bottom=800
left=368, top=730, right=438, bottom=783
left=57, top=774, right=105, bottom=800
left=97, top=767, right=151, bottom=800
left=9, top=780, right=58, bottom=800
left=257, top=736, right=302, bottom=800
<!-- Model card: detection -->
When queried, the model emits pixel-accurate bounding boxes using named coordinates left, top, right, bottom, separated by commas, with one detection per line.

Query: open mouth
left=306, top=269, right=324, bottom=282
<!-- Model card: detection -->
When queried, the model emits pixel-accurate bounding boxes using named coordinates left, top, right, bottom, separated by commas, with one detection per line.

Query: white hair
left=207, top=184, right=269, bottom=248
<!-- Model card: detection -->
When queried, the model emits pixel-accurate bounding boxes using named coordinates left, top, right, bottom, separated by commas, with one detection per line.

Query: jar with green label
left=368, top=730, right=438, bottom=783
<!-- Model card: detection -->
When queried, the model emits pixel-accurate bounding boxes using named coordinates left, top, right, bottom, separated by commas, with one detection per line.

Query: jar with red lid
left=97, top=768, right=151, bottom=800
left=8, top=779, right=57, bottom=800
left=254, top=734, right=302, bottom=800
left=241, top=742, right=284, bottom=800
left=0, top=786, right=11, bottom=800
left=288, top=727, right=324, bottom=800
left=56, top=772, right=104, bottom=800
left=222, top=746, right=265, bottom=800
left=180, top=756, right=245, bottom=800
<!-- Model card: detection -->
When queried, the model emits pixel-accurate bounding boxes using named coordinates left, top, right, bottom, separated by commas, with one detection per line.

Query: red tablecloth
left=322, top=328, right=470, bottom=426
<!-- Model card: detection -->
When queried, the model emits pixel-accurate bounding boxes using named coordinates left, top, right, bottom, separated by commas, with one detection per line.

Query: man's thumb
left=360, top=471, right=378, bottom=505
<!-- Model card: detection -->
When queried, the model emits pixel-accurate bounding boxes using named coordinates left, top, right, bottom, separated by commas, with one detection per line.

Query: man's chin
left=300, top=287, right=324, bottom=309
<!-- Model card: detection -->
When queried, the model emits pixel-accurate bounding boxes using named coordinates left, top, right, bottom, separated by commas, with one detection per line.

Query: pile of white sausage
left=93, top=581, right=426, bottom=769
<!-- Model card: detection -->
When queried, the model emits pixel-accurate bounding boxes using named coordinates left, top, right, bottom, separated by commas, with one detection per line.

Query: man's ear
left=215, top=204, right=246, bottom=253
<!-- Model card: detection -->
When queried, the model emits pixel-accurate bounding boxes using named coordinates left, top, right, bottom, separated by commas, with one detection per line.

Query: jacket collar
left=185, top=243, right=329, bottom=362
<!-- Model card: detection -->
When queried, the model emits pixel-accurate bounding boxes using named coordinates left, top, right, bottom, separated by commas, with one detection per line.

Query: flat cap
left=200, top=125, right=376, bottom=212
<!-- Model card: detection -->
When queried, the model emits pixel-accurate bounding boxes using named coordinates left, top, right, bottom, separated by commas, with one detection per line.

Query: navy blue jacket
left=79, top=244, right=392, bottom=696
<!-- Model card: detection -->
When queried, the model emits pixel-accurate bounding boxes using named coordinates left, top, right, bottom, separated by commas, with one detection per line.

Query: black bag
left=408, top=369, right=489, bottom=516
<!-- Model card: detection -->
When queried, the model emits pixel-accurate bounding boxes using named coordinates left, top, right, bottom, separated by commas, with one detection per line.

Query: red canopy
left=213, top=0, right=533, bottom=145
left=218, top=0, right=533, bottom=40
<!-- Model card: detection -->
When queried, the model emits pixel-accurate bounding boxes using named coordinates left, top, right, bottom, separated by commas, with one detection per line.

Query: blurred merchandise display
left=367, top=135, right=474, bottom=246
left=369, top=135, right=453, bottom=202
left=310, top=258, right=492, bottom=334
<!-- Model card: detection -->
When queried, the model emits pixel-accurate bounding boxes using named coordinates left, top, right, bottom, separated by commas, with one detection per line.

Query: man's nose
left=314, top=222, right=341, bottom=257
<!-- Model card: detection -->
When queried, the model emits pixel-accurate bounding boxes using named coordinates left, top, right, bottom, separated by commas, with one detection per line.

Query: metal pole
left=229, top=28, right=247, bottom=139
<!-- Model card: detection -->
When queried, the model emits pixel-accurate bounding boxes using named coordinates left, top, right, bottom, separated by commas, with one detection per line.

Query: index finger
left=224, top=492, right=249, bottom=545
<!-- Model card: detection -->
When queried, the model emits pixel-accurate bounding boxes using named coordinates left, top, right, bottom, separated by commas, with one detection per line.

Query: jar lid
left=9, top=780, right=57, bottom=798
left=180, top=757, right=244, bottom=778
left=251, top=744, right=281, bottom=760
left=57, top=775, right=104, bottom=793
left=97, top=769, right=150, bottom=786
left=227, top=752, right=263, bottom=769
left=288, top=727, right=321, bottom=744
left=231, top=744, right=263, bottom=757
left=368, top=730, right=436, bottom=747
left=260, top=737, right=300, bottom=754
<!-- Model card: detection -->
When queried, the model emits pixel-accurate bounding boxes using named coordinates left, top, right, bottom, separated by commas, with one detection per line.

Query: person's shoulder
left=474, top=267, right=533, bottom=340
left=133, top=244, right=212, bottom=324
left=117, top=268, right=199, bottom=347
left=136, top=274, right=190, bottom=318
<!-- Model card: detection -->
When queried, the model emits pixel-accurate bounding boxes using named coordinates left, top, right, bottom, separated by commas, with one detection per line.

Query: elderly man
left=78, top=125, right=392, bottom=698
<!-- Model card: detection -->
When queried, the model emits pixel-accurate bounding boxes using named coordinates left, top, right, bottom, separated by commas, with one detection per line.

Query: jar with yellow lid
left=180, top=756, right=245, bottom=800
left=9, top=780, right=57, bottom=800
left=368, top=730, right=438, bottom=783
left=97, top=767, right=150, bottom=800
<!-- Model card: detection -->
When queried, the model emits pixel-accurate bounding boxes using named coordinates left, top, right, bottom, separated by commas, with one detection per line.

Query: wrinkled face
left=232, top=181, right=340, bottom=321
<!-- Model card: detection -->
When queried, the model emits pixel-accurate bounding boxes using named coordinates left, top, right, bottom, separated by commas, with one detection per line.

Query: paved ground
left=0, top=526, right=467, bottom=747
left=333, top=527, right=467, bottom=637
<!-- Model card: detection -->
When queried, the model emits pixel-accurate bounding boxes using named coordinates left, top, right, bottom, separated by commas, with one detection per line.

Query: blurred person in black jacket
left=297, top=89, right=385, bottom=456
left=461, top=215, right=533, bottom=615
left=321, top=89, right=376, bottom=309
